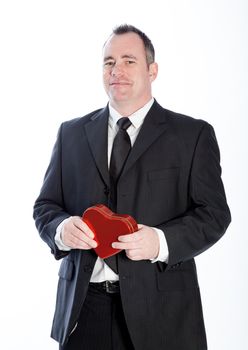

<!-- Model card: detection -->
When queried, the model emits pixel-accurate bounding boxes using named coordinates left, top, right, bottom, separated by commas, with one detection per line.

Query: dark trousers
left=59, top=283, right=135, bottom=350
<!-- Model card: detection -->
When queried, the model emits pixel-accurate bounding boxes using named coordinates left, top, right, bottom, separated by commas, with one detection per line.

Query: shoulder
left=56, top=106, right=107, bottom=138
left=154, top=100, right=212, bottom=135
left=62, top=107, right=106, bottom=129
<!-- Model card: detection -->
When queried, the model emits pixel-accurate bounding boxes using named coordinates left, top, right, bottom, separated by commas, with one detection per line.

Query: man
left=33, top=24, right=231, bottom=350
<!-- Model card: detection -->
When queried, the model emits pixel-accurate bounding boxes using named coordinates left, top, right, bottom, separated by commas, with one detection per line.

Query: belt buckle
left=105, top=281, right=116, bottom=294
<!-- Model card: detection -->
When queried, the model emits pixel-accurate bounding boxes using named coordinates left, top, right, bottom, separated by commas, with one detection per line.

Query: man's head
left=111, top=24, right=155, bottom=67
left=103, top=24, right=158, bottom=115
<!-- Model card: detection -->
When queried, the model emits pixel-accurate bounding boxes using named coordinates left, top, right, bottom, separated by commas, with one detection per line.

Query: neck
left=110, top=97, right=152, bottom=117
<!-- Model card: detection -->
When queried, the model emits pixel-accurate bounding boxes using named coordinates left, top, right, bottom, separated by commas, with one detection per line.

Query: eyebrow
left=103, top=54, right=138, bottom=62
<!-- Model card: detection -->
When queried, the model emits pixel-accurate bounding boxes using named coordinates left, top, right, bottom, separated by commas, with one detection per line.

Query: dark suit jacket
left=33, top=100, right=231, bottom=350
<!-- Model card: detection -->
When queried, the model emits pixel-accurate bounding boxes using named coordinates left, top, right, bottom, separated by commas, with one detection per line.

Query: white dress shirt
left=55, top=98, right=169, bottom=282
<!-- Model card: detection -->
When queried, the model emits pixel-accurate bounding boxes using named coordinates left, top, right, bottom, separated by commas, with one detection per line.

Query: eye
left=104, top=61, right=115, bottom=67
left=126, top=60, right=135, bottom=65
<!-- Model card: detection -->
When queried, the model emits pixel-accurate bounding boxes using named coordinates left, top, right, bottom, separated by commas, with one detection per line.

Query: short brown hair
left=111, top=24, right=155, bottom=66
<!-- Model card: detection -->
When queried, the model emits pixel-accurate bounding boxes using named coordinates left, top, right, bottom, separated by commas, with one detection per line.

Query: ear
left=148, top=62, right=158, bottom=82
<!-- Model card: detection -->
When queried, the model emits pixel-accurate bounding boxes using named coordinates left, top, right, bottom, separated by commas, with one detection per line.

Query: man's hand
left=112, top=224, right=160, bottom=261
left=61, top=216, right=97, bottom=250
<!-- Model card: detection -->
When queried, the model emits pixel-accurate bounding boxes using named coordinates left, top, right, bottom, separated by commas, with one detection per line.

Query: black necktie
left=110, top=117, right=132, bottom=186
left=105, top=117, right=132, bottom=273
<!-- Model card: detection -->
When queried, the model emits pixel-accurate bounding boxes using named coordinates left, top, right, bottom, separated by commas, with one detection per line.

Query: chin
left=110, top=94, right=130, bottom=103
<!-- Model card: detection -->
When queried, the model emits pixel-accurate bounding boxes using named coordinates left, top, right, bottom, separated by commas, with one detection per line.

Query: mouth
left=110, top=81, right=131, bottom=86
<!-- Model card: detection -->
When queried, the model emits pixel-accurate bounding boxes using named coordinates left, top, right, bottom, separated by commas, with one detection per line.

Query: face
left=103, top=32, right=158, bottom=111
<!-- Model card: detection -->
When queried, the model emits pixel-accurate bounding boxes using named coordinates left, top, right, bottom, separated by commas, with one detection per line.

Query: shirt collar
left=108, top=98, right=154, bottom=129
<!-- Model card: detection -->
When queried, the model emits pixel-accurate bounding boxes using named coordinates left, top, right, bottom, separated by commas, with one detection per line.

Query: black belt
left=90, top=281, right=120, bottom=294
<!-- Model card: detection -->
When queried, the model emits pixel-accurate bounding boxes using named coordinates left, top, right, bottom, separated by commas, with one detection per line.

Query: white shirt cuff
left=150, top=228, right=169, bottom=263
left=54, top=218, right=72, bottom=251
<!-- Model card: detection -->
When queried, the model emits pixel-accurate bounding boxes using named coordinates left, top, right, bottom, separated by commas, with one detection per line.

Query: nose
left=111, top=63, right=124, bottom=77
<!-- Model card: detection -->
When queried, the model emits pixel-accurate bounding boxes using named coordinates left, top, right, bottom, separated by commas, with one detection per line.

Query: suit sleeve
left=158, top=123, right=231, bottom=268
left=33, top=124, right=70, bottom=260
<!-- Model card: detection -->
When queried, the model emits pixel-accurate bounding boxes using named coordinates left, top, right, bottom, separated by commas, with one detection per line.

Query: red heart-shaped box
left=82, top=204, right=138, bottom=259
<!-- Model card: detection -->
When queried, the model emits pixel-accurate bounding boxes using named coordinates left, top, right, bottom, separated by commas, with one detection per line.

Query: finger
left=112, top=241, right=139, bottom=250
left=78, top=233, right=98, bottom=248
left=68, top=238, right=93, bottom=250
left=127, top=255, right=143, bottom=261
left=126, top=249, right=143, bottom=260
left=137, top=224, right=144, bottom=230
left=64, top=225, right=97, bottom=248
left=118, top=232, right=141, bottom=242
left=67, top=233, right=98, bottom=249
left=75, top=219, right=95, bottom=238
left=69, top=219, right=96, bottom=244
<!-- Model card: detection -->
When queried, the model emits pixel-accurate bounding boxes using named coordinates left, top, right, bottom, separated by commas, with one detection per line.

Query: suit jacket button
left=84, top=265, right=93, bottom=273
left=104, top=187, right=110, bottom=195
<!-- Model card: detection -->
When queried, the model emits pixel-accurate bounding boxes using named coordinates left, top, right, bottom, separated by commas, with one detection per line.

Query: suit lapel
left=122, top=101, right=169, bottom=177
left=84, top=106, right=110, bottom=187
left=84, top=101, right=168, bottom=185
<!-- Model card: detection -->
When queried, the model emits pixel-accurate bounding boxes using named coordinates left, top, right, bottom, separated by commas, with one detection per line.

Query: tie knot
left=117, top=117, right=132, bottom=131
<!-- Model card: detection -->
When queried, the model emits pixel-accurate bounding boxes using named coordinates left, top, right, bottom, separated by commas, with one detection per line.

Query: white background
left=0, top=0, right=247, bottom=349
